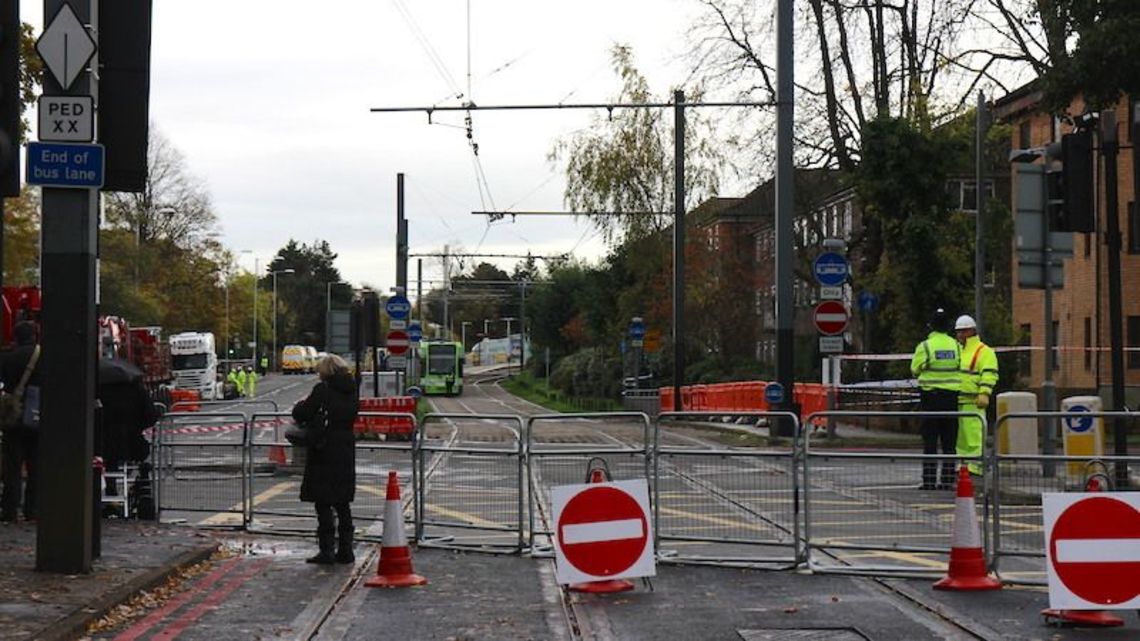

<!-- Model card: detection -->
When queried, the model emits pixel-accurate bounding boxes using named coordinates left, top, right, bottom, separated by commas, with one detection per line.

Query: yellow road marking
left=658, top=506, right=776, bottom=533
left=836, top=550, right=947, bottom=569
left=198, top=481, right=295, bottom=526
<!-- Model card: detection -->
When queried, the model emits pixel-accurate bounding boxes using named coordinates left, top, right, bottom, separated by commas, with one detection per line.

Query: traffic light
left=0, top=2, right=20, bottom=197
left=1047, top=130, right=1095, bottom=233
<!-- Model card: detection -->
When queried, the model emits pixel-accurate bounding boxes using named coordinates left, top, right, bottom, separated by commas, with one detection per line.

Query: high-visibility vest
left=910, top=331, right=960, bottom=392
left=959, top=335, right=999, bottom=400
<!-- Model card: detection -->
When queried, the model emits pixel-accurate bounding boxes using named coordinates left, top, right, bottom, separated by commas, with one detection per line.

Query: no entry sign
left=386, top=330, right=410, bottom=356
left=813, top=300, right=849, bottom=336
left=551, top=479, right=655, bottom=585
left=1044, top=492, right=1140, bottom=609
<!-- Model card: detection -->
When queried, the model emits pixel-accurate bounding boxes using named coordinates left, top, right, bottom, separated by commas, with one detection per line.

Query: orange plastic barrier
left=169, top=389, right=201, bottom=412
left=659, top=387, right=674, bottom=412
left=354, top=396, right=417, bottom=436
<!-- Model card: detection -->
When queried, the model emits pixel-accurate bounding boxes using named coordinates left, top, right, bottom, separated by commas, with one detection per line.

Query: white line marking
left=1055, top=539, right=1140, bottom=563
left=562, top=518, right=643, bottom=544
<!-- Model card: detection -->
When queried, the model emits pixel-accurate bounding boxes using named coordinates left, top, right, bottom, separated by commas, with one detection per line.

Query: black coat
left=96, top=380, right=159, bottom=467
left=1, top=343, right=41, bottom=431
left=293, top=372, right=358, bottom=504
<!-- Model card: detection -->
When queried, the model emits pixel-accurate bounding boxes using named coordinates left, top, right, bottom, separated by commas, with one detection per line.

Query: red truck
left=1, top=286, right=42, bottom=346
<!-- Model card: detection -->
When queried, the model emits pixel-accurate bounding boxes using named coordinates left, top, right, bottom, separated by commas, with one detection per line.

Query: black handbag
left=285, top=405, right=328, bottom=449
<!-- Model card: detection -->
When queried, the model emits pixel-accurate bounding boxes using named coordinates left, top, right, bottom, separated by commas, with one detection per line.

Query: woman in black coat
left=292, top=354, right=359, bottom=564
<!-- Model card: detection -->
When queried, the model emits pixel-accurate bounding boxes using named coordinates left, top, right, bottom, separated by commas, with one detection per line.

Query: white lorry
left=169, top=332, right=221, bottom=400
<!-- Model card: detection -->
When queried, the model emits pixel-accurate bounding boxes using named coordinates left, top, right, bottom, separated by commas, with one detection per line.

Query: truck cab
left=169, top=332, right=220, bottom=400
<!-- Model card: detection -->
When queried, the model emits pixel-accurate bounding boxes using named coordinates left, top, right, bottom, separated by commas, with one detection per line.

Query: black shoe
left=335, top=550, right=354, bottom=564
left=305, top=552, right=335, bottom=564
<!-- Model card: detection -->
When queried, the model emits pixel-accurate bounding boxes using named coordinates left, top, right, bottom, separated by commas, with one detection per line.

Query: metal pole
left=272, top=272, right=278, bottom=372
left=974, top=91, right=986, bottom=334
left=520, top=281, right=527, bottom=371
left=671, top=89, right=685, bottom=412
left=1042, top=161, right=1057, bottom=477
left=397, top=173, right=407, bottom=292
left=224, top=280, right=230, bottom=359
left=1100, top=111, right=1128, bottom=487
left=417, top=258, right=423, bottom=325
left=775, top=0, right=796, bottom=433
left=442, top=244, right=450, bottom=338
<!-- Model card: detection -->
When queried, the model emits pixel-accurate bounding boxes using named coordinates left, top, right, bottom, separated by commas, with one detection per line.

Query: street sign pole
left=37, top=0, right=98, bottom=573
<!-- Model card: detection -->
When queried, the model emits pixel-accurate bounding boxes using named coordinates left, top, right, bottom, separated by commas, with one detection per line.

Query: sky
left=22, top=0, right=700, bottom=291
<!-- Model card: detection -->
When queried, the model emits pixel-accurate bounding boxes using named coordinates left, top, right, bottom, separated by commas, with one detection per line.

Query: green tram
left=418, top=340, right=464, bottom=396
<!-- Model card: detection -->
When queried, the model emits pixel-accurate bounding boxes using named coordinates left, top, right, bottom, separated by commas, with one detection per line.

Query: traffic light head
left=0, top=3, right=20, bottom=197
left=1047, top=130, right=1095, bottom=233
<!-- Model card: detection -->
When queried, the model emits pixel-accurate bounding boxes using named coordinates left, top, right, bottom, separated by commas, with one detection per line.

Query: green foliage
left=1040, top=0, right=1140, bottom=111
left=265, top=239, right=348, bottom=348
left=3, top=187, right=39, bottom=284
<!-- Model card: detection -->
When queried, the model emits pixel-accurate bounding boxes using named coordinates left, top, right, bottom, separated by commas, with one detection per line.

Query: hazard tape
left=144, top=419, right=285, bottom=438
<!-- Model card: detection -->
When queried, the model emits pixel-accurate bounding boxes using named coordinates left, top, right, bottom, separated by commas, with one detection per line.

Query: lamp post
left=272, top=268, right=295, bottom=371
left=326, top=281, right=343, bottom=351
left=461, top=321, right=471, bottom=358
left=502, top=316, right=518, bottom=373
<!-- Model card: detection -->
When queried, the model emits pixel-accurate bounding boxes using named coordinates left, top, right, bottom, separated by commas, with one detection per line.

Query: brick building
left=994, top=86, right=1140, bottom=403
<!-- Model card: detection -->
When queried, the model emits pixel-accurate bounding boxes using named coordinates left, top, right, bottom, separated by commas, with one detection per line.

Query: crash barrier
left=621, top=389, right=660, bottom=418
left=802, top=411, right=986, bottom=579
left=660, top=382, right=830, bottom=428
left=990, top=411, right=1140, bottom=586
left=245, top=411, right=417, bottom=541
left=526, top=412, right=653, bottom=557
left=655, top=412, right=801, bottom=569
left=414, top=413, right=525, bottom=553
left=356, top=396, right=417, bottom=437
left=168, top=389, right=201, bottom=412
left=153, top=412, right=249, bottom=528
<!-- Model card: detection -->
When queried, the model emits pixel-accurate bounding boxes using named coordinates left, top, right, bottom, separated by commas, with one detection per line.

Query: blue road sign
left=385, top=295, right=411, bottom=320
left=405, top=386, right=423, bottom=398
left=813, top=252, right=849, bottom=287
left=408, top=323, right=422, bottom=343
left=858, top=291, right=880, bottom=312
left=629, top=319, right=646, bottom=340
left=764, top=382, right=785, bottom=405
left=1065, top=405, right=1093, bottom=433
left=26, top=142, right=104, bottom=189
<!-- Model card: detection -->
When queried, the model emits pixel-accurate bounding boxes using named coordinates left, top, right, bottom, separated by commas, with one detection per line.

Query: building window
left=1019, top=323, right=1032, bottom=378
left=1019, top=121, right=1032, bottom=148
left=1084, top=317, right=1092, bottom=371
left=950, top=180, right=995, bottom=213
left=1129, top=316, right=1140, bottom=369
left=1129, top=202, right=1140, bottom=254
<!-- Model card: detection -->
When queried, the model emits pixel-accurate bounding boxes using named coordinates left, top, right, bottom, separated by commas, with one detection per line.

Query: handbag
left=285, top=404, right=329, bottom=449
left=0, top=345, right=41, bottom=430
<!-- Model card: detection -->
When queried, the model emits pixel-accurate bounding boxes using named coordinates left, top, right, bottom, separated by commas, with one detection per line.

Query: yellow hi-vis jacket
left=959, top=335, right=999, bottom=401
left=911, top=331, right=961, bottom=392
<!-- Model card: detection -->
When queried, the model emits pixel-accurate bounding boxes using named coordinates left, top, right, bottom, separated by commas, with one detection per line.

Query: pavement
left=0, top=519, right=219, bottom=641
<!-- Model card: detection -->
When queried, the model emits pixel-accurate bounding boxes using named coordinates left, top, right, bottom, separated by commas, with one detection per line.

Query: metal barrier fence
left=655, top=412, right=801, bottom=569
left=153, top=412, right=249, bottom=528
left=622, top=389, right=660, bottom=418
left=170, top=399, right=281, bottom=413
left=415, top=413, right=525, bottom=553
left=526, top=412, right=652, bottom=556
left=802, top=411, right=985, bottom=578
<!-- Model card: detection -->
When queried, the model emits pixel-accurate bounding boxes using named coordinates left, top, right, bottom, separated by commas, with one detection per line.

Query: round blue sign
left=405, top=386, right=423, bottom=398
left=385, top=295, right=411, bottom=320
left=764, top=382, right=785, bottom=405
left=1065, top=405, right=1093, bottom=433
left=813, top=252, right=849, bottom=287
left=629, top=320, right=646, bottom=339
left=408, top=323, right=422, bottom=342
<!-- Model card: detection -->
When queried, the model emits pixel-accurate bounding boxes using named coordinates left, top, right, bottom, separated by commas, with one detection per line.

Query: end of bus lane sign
left=26, top=142, right=105, bottom=189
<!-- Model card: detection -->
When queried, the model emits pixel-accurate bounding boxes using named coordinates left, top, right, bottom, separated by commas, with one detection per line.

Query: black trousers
left=919, top=389, right=958, bottom=487
left=314, top=502, right=353, bottom=549
left=1, top=428, right=38, bottom=519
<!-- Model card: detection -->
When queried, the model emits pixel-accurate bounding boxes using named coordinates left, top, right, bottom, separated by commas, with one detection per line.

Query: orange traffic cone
left=933, top=466, right=1002, bottom=591
left=365, top=471, right=428, bottom=588
left=567, top=466, right=635, bottom=594
left=268, top=445, right=287, bottom=465
left=1041, top=473, right=1124, bottom=627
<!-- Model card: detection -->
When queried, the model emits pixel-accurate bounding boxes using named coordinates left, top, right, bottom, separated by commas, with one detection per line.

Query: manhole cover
left=738, top=629, right=869, bottom=641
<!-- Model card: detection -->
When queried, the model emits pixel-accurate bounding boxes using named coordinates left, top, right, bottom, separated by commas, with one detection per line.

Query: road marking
left=197, top=482, right=294, bottom=526
left=113, top=557, right=244, bottom=641
left=837, top=549, right=946, bottom=569
left=658, top=506, right=775, bottom=533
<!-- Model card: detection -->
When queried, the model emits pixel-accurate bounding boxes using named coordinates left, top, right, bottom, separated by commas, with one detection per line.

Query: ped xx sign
left=551, top=479, right=655, bottom=585
left=1043, top=492, right=1140, bottom=609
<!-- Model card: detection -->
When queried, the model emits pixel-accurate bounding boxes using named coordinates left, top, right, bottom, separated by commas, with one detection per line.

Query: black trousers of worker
left=1, top=428, right=38, bottom=520
left=315, top=501, right=353, bottom=555
left=919, top=389, right=958, bottom=488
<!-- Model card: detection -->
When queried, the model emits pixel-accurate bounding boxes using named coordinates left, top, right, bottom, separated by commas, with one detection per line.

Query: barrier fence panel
left=153, top=412, right=249, bottom=529
left=415, top=413, right=525, bottom=554
left=803, top=411, right=986, bottom=578
left=245, top=411, right=417, bottom=541
left=171, top=399, right=280, bottom=413
left=990, top=410, right=1140, bottom=586
left=655, top=412, right=801, bottom=569
left=526, top=412, right=652, bottom=556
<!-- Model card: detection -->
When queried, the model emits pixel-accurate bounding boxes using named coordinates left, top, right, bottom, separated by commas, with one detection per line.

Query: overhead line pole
left=775, top=0, right=796, bottom=433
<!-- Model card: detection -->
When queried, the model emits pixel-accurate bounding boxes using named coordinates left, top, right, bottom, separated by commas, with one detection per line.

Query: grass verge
left=499, top=373, right=621, bottom=413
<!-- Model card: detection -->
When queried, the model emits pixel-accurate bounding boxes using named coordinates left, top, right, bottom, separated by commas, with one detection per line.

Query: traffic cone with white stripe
left=1040, top=471, right=1124, bottom=627
left=568, top=466, right=635, bottom=594
left=933, top=465, right=1002, bottom=591
left=365, top=471, right=427, bottom=588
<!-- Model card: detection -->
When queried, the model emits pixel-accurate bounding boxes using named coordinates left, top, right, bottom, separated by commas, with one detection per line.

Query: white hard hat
left=954, top=315, right=977, bottom=331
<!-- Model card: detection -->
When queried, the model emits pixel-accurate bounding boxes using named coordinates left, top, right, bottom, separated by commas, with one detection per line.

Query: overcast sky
left=23, top=0, right=701, bottom=290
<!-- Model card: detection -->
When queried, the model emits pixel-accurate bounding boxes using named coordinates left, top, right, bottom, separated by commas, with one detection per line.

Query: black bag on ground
left=285, top=406, right=328, bottom=449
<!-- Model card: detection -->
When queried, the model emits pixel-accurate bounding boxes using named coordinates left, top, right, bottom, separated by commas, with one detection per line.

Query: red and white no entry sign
left=1044, top=493, right=1140, bottom=609
left=551, top=479, right=655, bottom=585
left=813, top=300, right=848, bottom=336
left=386, top=330, right=410, bottom=356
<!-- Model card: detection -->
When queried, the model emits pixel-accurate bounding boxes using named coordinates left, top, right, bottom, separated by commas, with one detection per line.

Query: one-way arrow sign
left=36, top=4, right=97, bottom=91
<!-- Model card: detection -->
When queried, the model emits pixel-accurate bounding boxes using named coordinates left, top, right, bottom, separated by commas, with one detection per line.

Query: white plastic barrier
left=1060, top=395, right=1104, bottom=476
left=996, top=392, right=1038, bottom=455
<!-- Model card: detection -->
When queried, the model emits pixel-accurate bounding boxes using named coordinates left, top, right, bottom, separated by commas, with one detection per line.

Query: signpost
left=36, top=3, right=96, bottom=90
left=813, top=300, right=849, bottom=336
left=385, top=294, right=410, bottom=330
left=1044, top=493, right=1140, bottom=609
left=552, top=479, right=654, bottom=585
left=407, top=322, right=422, bottom=344
left=813, top=252, right=849, bottom=287
left=764, top=382, right=785, bottom=406
left=26, top=142, right=104, bottom=188
left=38, top=96, right=93, bottom=142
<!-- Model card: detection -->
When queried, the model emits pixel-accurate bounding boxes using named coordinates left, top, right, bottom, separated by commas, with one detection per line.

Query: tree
left=3, top=187, right=38, bottom=285
left=265, top=239, right=348, bottom=348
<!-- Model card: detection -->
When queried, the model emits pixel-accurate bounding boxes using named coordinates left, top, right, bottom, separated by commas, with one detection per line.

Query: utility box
left=996, top=391, right=1038, bottom=455
left=1061, top=395, right=1104, bottom=477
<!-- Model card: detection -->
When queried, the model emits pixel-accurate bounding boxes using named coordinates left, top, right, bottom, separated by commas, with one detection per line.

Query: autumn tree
left=265, top=239, right=350, bottom=348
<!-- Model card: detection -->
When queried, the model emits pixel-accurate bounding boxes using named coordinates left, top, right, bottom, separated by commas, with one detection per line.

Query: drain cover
left=738, top=629, right=869, bottom=641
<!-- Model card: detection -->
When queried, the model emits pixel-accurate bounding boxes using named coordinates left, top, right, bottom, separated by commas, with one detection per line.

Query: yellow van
left=281, top=345, right=307, bottom=374
left=303, top=346, right=319, bottom=373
